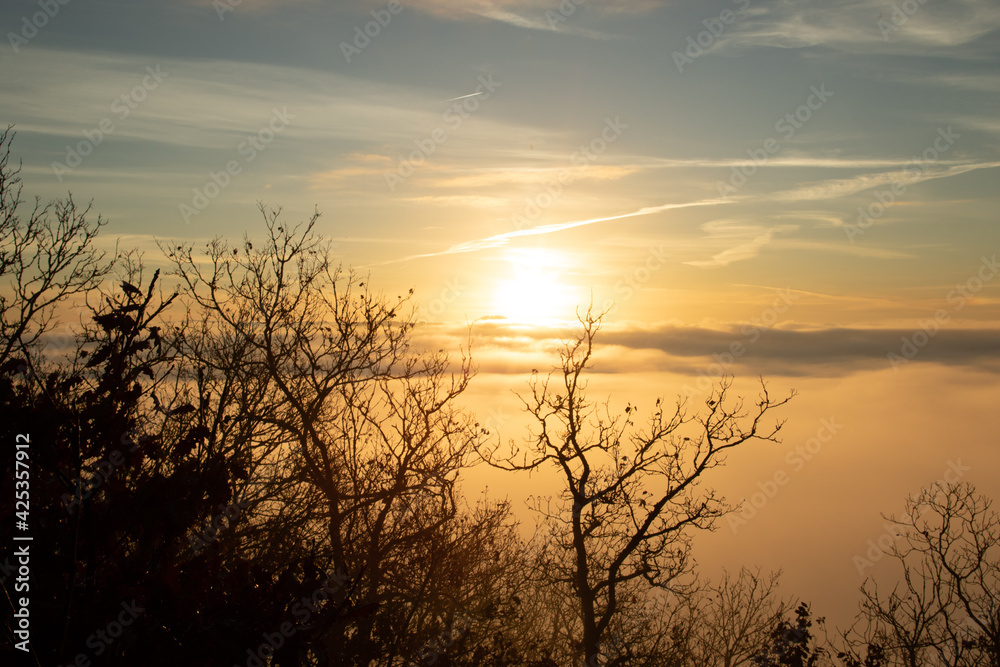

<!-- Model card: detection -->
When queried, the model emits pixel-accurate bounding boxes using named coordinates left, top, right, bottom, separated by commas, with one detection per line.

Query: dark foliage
left=752, top=603, right=826, bottom=667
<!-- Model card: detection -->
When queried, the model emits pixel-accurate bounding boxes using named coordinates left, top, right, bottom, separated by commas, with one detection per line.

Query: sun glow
left=489, top=247, right=581, bottom=324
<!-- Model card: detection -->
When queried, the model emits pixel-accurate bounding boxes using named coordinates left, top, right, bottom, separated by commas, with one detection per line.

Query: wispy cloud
left=684, top=220, right=797, bottom=268
left=428, top=165, right=636, bottom=188
left=468, top=6, right=614, bottom=38
left=717, top=0, right=1000, bottom=55
left=638, top=156, right=970, bottom=170
left=401, top=195, right=511, bottom=207
left=765, top=162, right=1000, bottom=203
left=0, top=48, right=461, bottom=151
left=400, top=0, right=660, bottom=35
left=310, top=158, right=636, bottom=193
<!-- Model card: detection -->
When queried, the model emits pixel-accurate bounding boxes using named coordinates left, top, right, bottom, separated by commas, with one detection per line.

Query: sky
left=3, top=0, right=1000, bottom=629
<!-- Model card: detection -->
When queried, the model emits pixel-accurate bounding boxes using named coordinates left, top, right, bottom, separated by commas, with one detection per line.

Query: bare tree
left=695, top=568, right=797, bottom=667
left=479, top=311, right=794, bottom=666
left=164, top=207, right=516, bottom=664
left=842, top=482, right=1000, bottom=667
left=0, top=126, right=114, bottom=367
left=843, top=568, right=950, bottom=667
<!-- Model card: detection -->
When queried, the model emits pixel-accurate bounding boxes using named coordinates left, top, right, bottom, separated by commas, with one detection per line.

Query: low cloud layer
left=426, top=321, right=1000, bottom=378
left=602, top=325, right=1000, bottom=376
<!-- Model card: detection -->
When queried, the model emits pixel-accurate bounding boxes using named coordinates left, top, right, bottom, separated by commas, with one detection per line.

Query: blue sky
left=4, top=1, right=999, bottom=302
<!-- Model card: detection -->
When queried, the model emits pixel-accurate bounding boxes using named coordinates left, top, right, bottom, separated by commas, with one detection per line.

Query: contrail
left=373, top=197, right=731, bottom=266
left=384, top=157, right=1000, bottom=265
left=446, top=91, right=484, bottom=102
left=361, top=158, right=1000, bottom=269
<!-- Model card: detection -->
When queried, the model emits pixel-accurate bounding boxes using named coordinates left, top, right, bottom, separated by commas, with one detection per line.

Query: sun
left=489, top=247, right=581, bottom=324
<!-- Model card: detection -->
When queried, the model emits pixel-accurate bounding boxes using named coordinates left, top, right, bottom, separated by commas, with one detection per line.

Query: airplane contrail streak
left=446, top=91, right=484, bottom=102
left=372, top=197, right=732, bottom=266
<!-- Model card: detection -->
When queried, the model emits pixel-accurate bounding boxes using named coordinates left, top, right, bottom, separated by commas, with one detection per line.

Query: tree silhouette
left=0, top=267, right=298, bottom=665
left=752, top=603, right=825, bottom=667
left=0, top=126, right=531, bottom=664
left=479, top=311, right=794, bottom=666
left=0, top=125, right=113, bottom=369
left=162, top=208, right=526, bottom=665
left=694, top=567, right=796, bottom=667
left=842, top=482, right=1000, bottom=667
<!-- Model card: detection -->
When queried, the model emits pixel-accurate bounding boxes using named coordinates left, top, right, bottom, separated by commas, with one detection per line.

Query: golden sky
left=3, top=0, right=1000, bottom=629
